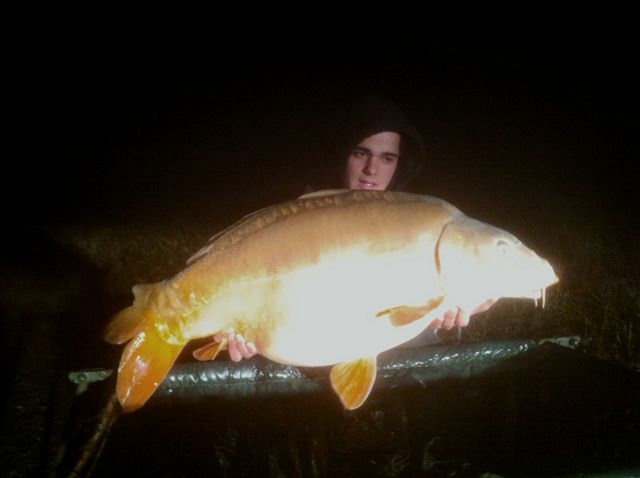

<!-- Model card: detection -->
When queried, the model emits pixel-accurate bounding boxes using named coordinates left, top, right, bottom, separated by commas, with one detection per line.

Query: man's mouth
left=358, top=179, right=377, bottom=189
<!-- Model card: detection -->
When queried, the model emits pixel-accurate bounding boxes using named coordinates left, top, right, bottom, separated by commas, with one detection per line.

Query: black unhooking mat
left=57, top=340, right=640, bottom=478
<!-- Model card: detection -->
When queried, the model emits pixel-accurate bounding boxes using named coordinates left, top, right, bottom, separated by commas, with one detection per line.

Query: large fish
left=104, top=190, right=558, bottom=413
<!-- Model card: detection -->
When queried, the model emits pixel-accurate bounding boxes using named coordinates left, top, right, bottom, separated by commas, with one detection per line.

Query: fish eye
left=496, top=239, right=510, bottom=254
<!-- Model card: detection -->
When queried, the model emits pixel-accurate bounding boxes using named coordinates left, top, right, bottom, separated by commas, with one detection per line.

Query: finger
left=483, top=298, right=498, bottom=311
left=456, top=309, right=470, bottom=328
left=214, top=327, right=235, bottom=343
left=472, top=298, right=498, bottom=315
left=442, top=310, right=455, bottom=330
left=430, top=318, right=443, bottom=329
left=228, top=334, right=243, bottom=362
left=246, top=341, right=257, bottom=357
left=235, top=334, right=252, bottom=359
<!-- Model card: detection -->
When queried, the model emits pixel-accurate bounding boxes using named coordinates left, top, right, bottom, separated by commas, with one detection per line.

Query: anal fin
left=330, top=357, right=377, bottom=410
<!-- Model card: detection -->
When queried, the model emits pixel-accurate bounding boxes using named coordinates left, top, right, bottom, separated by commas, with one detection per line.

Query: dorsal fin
left=297, top=189, right=349, bottom=199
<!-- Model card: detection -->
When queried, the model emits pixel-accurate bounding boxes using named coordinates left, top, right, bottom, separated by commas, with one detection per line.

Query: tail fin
left=104, top=283, right=185, bottom=413
left=117, top=324, right=184, bottom=412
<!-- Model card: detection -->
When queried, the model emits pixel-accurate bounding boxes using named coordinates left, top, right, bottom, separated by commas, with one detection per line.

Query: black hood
left=337, top=94, right=426, bottom=191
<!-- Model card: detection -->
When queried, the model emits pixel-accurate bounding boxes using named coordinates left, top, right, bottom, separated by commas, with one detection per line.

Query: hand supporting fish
left=104, top=190, right=558, bottom=413
left=215, top=328, right=258, bottom=362
left=435, top=298, right=498, bottom=329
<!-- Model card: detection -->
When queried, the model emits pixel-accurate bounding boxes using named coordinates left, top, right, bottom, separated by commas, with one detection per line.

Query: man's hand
left=430, top=298, right=498, bottom=330
left=214, top=328, right=257, bottom=362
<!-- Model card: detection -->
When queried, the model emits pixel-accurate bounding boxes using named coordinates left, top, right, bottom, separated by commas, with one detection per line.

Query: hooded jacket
left=335, top=94, right=427, bottom=191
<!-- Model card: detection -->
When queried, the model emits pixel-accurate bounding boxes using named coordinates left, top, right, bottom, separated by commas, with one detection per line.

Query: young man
left=344, top=131, right=401, bottom=190
left=337, top=94, right=426, bottom=192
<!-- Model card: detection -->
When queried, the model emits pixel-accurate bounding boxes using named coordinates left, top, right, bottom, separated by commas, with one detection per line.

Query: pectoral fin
left=330, top=357, right=377, bottom=410
left=193, top=339, right=227, bottom=361
left=377, top=295, right=445, bottom=326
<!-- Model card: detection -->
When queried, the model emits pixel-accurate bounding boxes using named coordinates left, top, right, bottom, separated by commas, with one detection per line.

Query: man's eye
left=382, top=156, right=397, bottom=164
left=352, top=150, right=366, bottom=159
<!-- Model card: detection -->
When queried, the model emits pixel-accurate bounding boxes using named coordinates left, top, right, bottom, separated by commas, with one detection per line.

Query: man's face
left=344, top=131, right=400, bottom=190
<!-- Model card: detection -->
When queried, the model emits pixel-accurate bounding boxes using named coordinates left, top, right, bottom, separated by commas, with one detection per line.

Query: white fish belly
left=262, top=245, right=442, bottom=366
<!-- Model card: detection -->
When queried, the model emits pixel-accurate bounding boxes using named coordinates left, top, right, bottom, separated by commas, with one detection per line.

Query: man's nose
left=363, top=156, right=378, bottom=174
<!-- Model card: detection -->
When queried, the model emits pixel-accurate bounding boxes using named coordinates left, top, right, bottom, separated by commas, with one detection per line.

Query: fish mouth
left=523, top=269, right=559, bottom=308
left=521, top=282, right=558, bottom=308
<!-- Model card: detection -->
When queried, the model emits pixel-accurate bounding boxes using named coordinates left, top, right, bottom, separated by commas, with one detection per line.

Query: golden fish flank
left=104, top=189, right=559, bottom=413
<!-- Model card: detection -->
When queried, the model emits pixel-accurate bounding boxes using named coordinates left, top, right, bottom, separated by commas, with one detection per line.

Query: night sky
left=5, top=9, right=639, bottom=256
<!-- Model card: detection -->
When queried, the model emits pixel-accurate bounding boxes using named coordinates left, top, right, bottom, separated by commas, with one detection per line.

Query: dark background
left=2, top=7, right=640, bottom=477
left=5, top=8, right=638, bottom=235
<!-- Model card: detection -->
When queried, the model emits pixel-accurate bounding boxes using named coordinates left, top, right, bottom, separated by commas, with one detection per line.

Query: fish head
left=436, top=215, right=559, bottom=310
